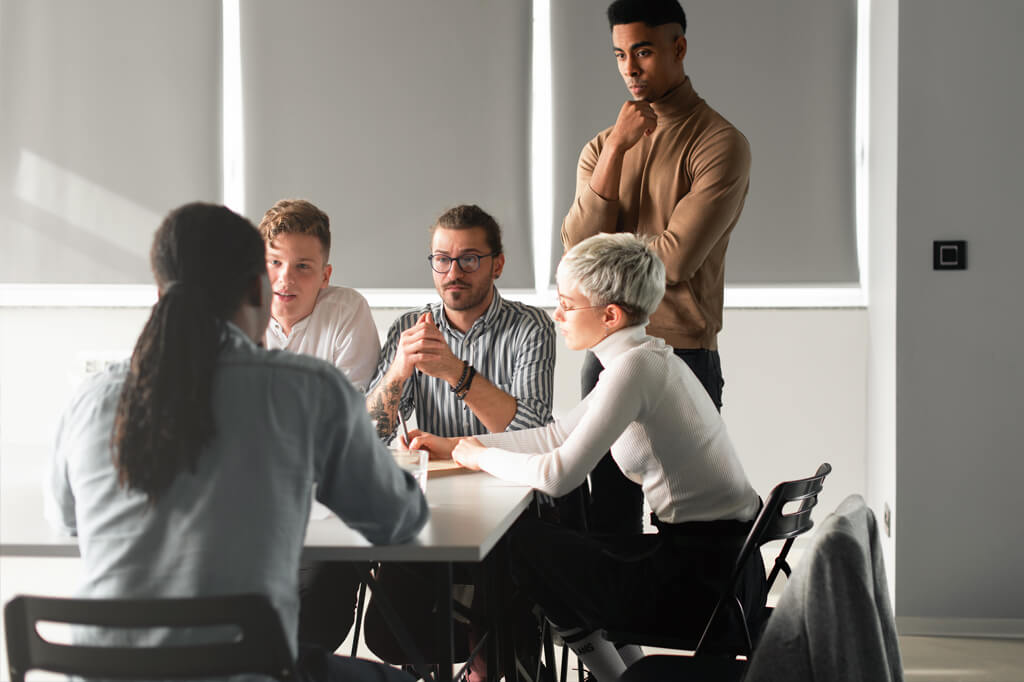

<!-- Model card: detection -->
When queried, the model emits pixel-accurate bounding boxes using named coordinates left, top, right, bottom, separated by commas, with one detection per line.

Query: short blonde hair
left=258, top=199, right=330, bottom=261
left=557, top=233, right=665, bottom=326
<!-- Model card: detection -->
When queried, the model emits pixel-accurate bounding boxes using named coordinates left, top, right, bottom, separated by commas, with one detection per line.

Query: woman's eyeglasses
left=556, top=296, right=605, bottom=313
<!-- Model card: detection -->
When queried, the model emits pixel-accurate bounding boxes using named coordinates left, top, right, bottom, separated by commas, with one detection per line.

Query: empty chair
left=4, top=593, right=296, bottom=682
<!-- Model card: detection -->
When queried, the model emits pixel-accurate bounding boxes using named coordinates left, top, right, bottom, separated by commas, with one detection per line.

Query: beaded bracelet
left=456, top=366, right=477, bottom=400
left=450, top=360, right=471, bottom=394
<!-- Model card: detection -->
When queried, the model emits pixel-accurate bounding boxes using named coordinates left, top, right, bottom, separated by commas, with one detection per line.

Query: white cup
left=391, top=447, right=428, bottom=493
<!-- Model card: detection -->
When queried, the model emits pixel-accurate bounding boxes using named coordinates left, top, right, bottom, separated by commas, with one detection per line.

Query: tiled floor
left=900, top=635, right=1024, bottom=682
left=553, top=636, right=1024, bottom=682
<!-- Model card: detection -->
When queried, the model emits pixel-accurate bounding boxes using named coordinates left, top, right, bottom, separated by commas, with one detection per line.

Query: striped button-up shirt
left=371, top=288, right=556, bottom=440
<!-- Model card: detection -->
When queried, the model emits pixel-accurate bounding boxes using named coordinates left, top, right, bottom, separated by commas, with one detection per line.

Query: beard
left=440, top=279, right=492, bottom=312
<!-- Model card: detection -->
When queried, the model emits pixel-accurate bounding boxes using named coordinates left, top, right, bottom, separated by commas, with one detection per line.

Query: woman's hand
left=407, top=430, right=459, bottom=461
left=452, top=437, right=486, bottom=471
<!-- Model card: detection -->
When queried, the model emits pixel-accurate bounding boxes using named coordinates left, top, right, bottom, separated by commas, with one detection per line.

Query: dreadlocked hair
left=112, top=203, right=265, bottom=502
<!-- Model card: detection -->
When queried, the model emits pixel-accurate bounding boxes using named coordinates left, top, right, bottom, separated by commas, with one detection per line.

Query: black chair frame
left=606, top=462, right=832, bottom=659
left=4, top=593, right=296, bottom=682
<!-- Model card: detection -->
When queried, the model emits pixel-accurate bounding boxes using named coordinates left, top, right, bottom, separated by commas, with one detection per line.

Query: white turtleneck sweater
left=476, top=325, right=759, bottom=524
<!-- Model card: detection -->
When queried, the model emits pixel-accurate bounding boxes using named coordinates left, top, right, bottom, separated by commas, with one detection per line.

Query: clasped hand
left=393, top=312, right=463, bottom=385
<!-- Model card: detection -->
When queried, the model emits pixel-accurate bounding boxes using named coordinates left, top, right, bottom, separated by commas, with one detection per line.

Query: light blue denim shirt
left=46, top=322, right=429, bottom=657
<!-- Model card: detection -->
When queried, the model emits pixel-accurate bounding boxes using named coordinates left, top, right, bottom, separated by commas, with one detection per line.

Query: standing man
left=562, top=0, right=751, bottom=535
left=368, top=203, right=555, bottom=443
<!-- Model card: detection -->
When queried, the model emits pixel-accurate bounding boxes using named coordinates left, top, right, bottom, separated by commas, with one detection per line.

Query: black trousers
left=299, top=560, right=477, bottom=662
left=580, top=348, right=724, bottom=535
left=507, top=515, right=765, bottom=642
left=301, top=558, right=539, bottom=673
left=298, top=559, right=369, bottom=653
left=296, top=642, right=414, bottom=682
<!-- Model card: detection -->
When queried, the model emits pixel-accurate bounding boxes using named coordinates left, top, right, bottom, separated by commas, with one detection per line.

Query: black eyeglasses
left=427, top=252, right=499, bottom=274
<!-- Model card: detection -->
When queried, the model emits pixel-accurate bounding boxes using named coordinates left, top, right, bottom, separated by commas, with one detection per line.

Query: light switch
left=933, top=240, right=967, bottom=270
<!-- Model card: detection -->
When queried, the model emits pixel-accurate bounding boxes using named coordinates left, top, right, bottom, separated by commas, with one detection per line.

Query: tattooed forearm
left=367, top=379, right=404, bottom=440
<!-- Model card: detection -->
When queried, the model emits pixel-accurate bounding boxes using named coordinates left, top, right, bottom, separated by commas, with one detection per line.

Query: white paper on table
left=310, top=484, right=333, bottom=520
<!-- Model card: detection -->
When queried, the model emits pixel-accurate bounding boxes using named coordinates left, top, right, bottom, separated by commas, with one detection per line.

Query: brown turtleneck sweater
left=561, top=77, right=750, bottom=350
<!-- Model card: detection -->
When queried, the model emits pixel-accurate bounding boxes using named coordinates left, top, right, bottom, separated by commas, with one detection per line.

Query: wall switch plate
left=883, top=502, right=892, bottom=537
left=76, top=351, right=129, bottom=377
left=933, top=240, right=967, bottom=270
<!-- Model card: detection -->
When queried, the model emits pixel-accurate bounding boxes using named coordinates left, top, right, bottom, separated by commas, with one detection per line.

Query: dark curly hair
left=607, top=0, right=687, bottom=34
left=431, top=204, right=503, bottom=255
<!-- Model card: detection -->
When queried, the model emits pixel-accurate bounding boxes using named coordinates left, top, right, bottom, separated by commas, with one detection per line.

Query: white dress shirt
left=265, top=285, right=380, bottom=391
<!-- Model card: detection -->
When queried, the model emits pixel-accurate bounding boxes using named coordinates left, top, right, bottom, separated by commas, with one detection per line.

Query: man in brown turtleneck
left=561, top=0, right=750, bottom=536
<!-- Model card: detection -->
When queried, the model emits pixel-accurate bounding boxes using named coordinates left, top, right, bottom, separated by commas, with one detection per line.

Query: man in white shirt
left=260, top=198, right=380, bottom=391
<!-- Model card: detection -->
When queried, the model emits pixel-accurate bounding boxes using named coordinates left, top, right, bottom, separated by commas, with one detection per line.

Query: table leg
left=438, top=562, right=454, bottom=682
left=484, top=553, right=499, bottom=682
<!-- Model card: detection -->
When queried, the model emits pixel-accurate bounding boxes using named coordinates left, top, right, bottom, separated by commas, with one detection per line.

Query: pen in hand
left=397, top=411, right=411, bottom=448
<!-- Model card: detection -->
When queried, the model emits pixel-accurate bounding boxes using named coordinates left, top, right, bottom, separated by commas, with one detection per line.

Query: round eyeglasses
left=428, top=252, right=499, bottom=274
left=556, top=296, right=606, bottom=313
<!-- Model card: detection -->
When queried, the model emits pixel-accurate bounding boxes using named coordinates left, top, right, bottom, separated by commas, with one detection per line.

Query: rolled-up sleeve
left=367, top=311, right=419, bottom=442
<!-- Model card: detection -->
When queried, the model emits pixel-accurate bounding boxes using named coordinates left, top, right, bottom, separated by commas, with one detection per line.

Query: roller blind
left=550, top=0, right=858, bottom=285
left=239, top=1, right=534, bottom=289
left=0, top=0, right=222, bottom=284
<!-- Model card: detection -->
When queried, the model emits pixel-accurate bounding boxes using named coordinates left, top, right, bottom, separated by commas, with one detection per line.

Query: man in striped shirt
left=359, top=205, right=555, bottom=678
left=367, top=204, right=556, bottom=442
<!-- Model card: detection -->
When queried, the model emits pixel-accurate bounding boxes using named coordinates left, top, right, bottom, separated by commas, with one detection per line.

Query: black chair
left=613, top=462, right=832, bottom=681
left=4, top=593, right=296, bottom=682
left=624, top=491, right=902, bottom=682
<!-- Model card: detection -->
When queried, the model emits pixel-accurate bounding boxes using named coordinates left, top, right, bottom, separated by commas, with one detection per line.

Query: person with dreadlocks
left=45, top=202, right=427, bottom=682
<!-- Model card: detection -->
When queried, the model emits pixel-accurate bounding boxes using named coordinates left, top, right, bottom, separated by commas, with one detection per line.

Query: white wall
left=865, top=0, right=900, bottom=601
left=894, top=0, right=1024, bottom=635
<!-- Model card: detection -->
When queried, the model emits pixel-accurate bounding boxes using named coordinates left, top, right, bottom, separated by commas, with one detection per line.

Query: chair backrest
left=744, top=494, right=904, bottom=682
left=737, top=462, right=832, bottom=589
left=695, top=462, right=832, bottom=654
left=4, top=593, right=296, bottom=682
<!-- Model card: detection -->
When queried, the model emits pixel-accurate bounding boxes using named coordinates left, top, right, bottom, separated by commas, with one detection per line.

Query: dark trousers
left=298, top=559, right=368, bottom=653
left=507, top=515, right=765, bottom=642
left=301, top=558, right=539, bottom=675
left=297, top=642, right=414, bottom=682
left=580, top=348, right=724, bottom=535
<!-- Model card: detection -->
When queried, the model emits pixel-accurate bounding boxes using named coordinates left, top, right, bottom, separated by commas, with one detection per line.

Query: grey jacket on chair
left=745, top=494, right=903, bottom=681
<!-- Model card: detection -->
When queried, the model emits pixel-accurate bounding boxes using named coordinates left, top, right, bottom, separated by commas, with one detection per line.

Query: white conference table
left=0, top=464, right=536, bottom=682
left=0, top=466, right=535, bottom=561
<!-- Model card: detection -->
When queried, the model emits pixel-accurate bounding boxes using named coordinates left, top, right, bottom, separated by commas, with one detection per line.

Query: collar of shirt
left=430, top=286, right=504, bottom=340
left=651, top=76, right=702, bottom=124
left=266, top=289, right=325, bottom=343
left=591, top=323, right=650, bottom=367
left=267, top=312, right=313, bottom=344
